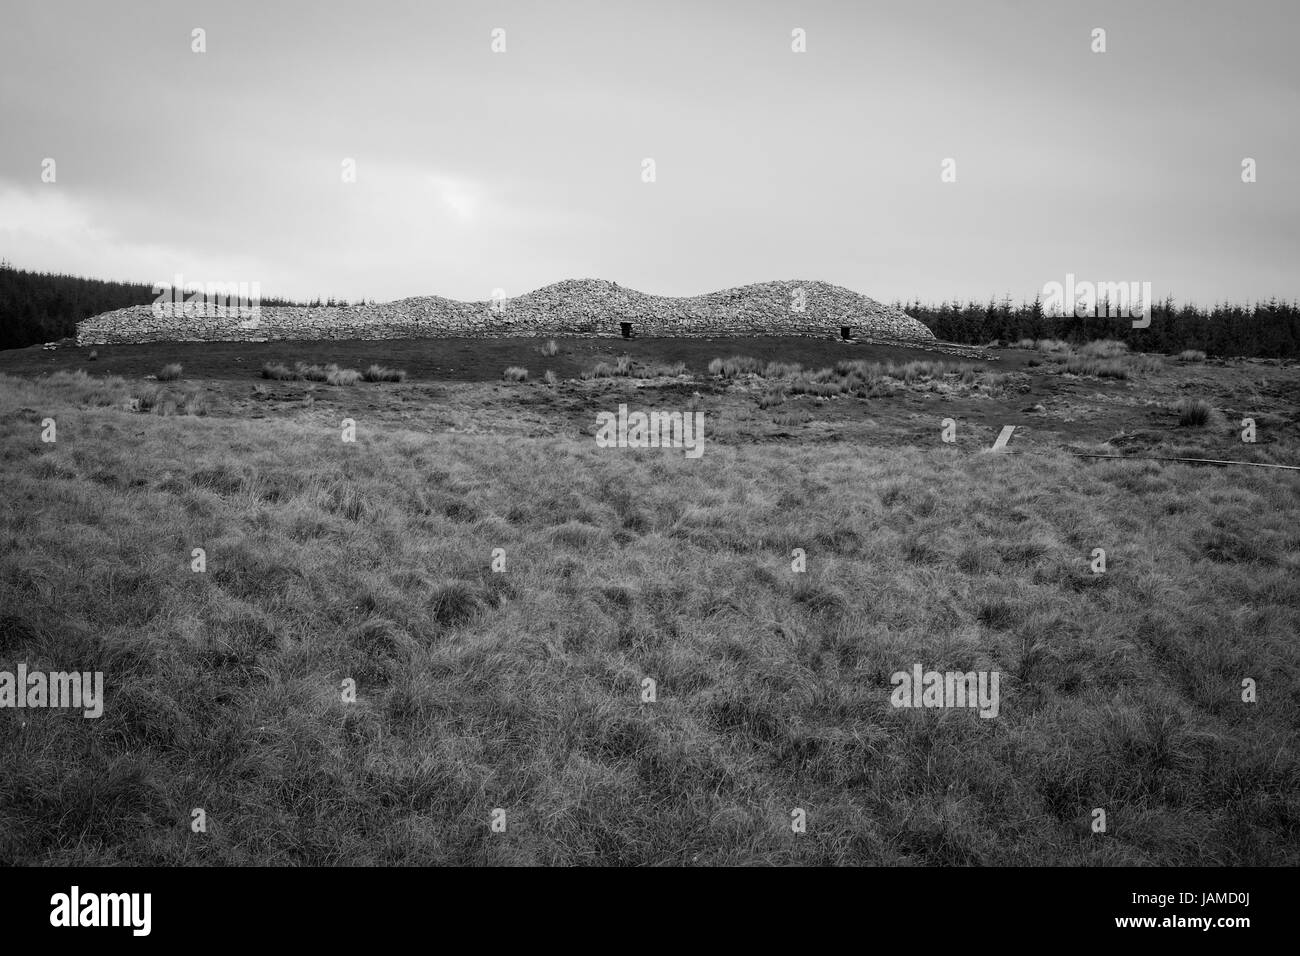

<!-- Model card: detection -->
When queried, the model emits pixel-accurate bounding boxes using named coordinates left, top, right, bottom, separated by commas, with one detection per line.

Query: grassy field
left=1, top=340, right=1298, bottom=865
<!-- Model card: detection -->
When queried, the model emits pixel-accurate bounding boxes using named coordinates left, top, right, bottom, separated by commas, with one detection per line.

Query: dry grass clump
left=977, top=371, right=1017, bottom=388
left=503, top=366, right=529, bottom=382
left=295, top=362, right=330, bottom=382
left=770, top=410, right=812, bottom=426
left=362, top=365, right=406, bottom=383
left=586, top=356, right=633, bottom=378
left=135, top=384, right=208, bottom=416
left=157, top=363, right=183, bottom=381
left=1175, top=398, right=1213, bottom=427
left=260, top=361, right=365, bottom=384
left=325, top=367, right=361, bottom=386
left=21, top=369, right=132, bottom=406
left=884, top=359, right=974, bottom=383
left=1061, top=354, right=1163, bottom=379
left=1077, top=339, right=1129, bottom=359
left=778, top=358, right=980, bottom=398
left=710, top=354, right=980, bottom=390
left=582, top=357, right=685, bottom=379
left=1063, top=357, right=1133, bottom=379
left=538, top=339, right=560, bottom=357
left=647, top=361, right=687, bottom=377
left=786, top=377, right=842, bottom=398
left=764, top=361, right=803, bottom=378
left=1022, top=339, right=1207, bottom=364
left=708, top=355, right=765, bottom=378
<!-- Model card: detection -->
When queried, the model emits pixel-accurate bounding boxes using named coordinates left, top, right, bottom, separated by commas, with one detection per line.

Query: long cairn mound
left=76, top=278, right=935, bottom=345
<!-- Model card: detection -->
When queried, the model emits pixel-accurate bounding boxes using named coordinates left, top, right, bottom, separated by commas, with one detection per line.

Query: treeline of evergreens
left=0, top=261, right=364, bottom=350
left=897, top=296, right=1300, bottom=358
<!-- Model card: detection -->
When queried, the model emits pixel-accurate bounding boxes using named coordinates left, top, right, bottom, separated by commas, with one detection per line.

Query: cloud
left=430, top=176, right=479, bottom=222
left=0, top=182, right=273, bottom=288
left=0, top=185, right=106, bottom=245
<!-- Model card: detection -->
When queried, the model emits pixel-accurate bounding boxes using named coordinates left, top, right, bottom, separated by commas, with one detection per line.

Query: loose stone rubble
left=75, top=279, right=935, bottom=345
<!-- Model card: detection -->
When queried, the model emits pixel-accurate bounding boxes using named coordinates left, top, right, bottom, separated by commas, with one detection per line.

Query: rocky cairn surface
left=76, top=279, right=935, bottom=345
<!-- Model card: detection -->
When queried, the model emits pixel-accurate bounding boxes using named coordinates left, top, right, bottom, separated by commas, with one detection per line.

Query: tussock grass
left=1022, top=340, right=1171, bottom=378
left=296, top=362, right=330, bottom=382
left=503, top=366, right=529, bottom=382
left=539, top=339, right=560, bottom=357
left=770, top=411, right=811, bottom=426
left=1, top=371, right=1297, bottom=866
left=157, top=363, right=183, bottom=381
left=977, top=371, right=1016, bottom=388
left=1062, top=357, right=1134, bottom=379
left=22, top=369, right=133, bottom=406
left=261, top=361, right=367, bottom=384
left=764, top=361, right=803, bottom=378
left=708, top=356, right=765, bottom=378
left=362, top=365, right=407, bottom=383
left=586, top=357, right=631, bottom=379
left=325, top=367, right=361, bottom=386
left=1077, top=339, right=1129, bottom=359
left=1061, top=353, right=1163, bottom=380
left=582, top=357, right=685, bottom=379
left=135, top=384, right=208, bottom=416
left=1015, top=338, right=1204, bottom=362
left=787, top=377, right=842, bottom=398
left=1175, top=398, right=1213, bottom=427
left=429, top=580, right=483, bottom=626
left=297, top=363, right=361, bottom=386
left=716, top=356, right=986, bottom=399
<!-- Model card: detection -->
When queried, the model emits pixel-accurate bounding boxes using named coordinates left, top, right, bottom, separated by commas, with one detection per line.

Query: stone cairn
left=76, top=278, right=936, bottom=346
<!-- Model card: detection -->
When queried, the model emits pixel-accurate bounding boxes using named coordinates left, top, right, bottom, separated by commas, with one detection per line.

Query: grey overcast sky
left=1, top=0, right=1296, bottom=305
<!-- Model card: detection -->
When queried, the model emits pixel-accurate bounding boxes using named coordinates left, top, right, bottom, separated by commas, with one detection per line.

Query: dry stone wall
left=76, top=279, right=935, bottom=345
